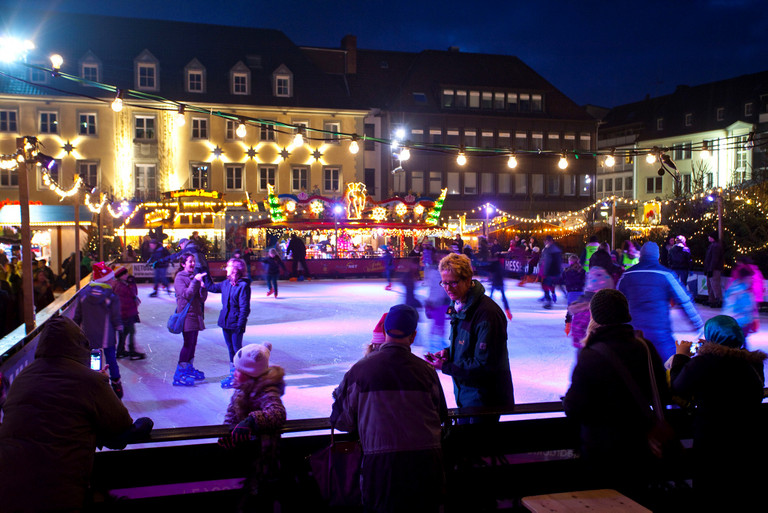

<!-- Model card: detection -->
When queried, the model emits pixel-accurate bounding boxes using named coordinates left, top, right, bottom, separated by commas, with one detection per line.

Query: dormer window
left=79, top=51, right=101, bottom=86
left=134, top=50, right=159, bottom=92
left=185, top=59, right=206, bottom=93
left=230, top=61, right=251, bottom=95
left=273, top=65, right=293, bottom=98
left=29, top=63, right=48, bottom=84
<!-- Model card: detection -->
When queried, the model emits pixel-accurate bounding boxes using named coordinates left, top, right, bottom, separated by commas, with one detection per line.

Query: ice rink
left=116, top=276, right=768, bottom=430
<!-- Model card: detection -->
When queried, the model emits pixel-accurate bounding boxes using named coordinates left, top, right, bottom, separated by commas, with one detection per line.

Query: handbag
left=167, top=302, right=191, bottom=334
left=591, top=339, right=682, bottom=460
left=307, top=428, right=362, bottom=507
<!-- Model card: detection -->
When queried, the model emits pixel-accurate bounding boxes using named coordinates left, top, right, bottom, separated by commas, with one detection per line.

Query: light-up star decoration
left=280, top=147, right=291, bottom=161
left=246, top=146, right=258, bottom=159
left=312, top=148, right=323, bottom=161
left=212, top=146, right=224, bottom=159
left=62, top=140, right=75, bottom=155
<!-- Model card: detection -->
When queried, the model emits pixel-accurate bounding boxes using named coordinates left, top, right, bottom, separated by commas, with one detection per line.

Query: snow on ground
left=118, top=276, right=768, bottom=430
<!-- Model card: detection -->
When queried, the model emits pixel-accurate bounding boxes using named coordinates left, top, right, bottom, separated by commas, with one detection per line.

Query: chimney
left=341, top=34, right=357, bottom=75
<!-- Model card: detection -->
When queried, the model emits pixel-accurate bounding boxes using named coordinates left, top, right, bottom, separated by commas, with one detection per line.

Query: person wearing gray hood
left=0, top=316, right=152, bottom=513
left=617, top=241, right=703, bottom=360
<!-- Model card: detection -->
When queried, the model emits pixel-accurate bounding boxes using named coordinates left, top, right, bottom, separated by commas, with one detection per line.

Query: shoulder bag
left=167, top=302, right=191, bottom=334
left=307, top=428, right=362, bottom=507
left=591, top=339, right=682, bottom=460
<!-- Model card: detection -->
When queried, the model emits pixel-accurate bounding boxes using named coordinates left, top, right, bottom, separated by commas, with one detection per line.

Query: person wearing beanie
left=667, top=234, right=692, bottom=293
left=364, top=312, right=388, bottom=355
left=670, top=315, right=767, bottom=510
left=73, top=262, right=124, bottom=398
left=219, top=342, right=286, bottom=509
left=332, top=304, right=447, bottom=512
left=564, top=289, right=668, bottom=504
left=703, top=232, right=724, bottom=308
left=617, top=241, right=703, bottom=360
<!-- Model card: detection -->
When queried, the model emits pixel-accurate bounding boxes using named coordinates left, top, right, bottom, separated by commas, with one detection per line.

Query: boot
left=111, top=379, right=124, bottom=399
left=220, top=363, right=236, bottom=389
left=267, top=289, right=273, bottom=296
left=187, top=359, right=205, bottom=380
left=564, top=322, right=572, bottom=335
left=505, top=308, right=513, bottom=320
left=173, top=363, right=195, bottom=386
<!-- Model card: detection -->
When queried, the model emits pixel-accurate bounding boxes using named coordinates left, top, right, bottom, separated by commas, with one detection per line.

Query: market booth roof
left=243, top=218, right=442, bottom=232
left=0, top=204, right=93, bottom=226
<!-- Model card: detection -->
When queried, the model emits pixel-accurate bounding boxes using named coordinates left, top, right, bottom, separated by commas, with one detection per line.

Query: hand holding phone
left=90, top=349, right=103, bottom=371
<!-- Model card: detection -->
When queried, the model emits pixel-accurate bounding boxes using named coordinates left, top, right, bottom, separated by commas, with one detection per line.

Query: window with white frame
left=411, top=171, right=424, bottom=194
left=445, top=129, right=460, bottom=147
left=507, top=93, right=518, bottom=111
left=646, top=176, right=662, bottom=193
left=29, top=65, right=47, bottom=84
left=481, top=131, right=494, bottom=148
left=579, top=133, right=591, bottom=151
left=442, top=89, right=454, bottom=108
left=494, top=92, right=505, bottom=110
left=597, top=179, right=603, bottom=193
left=734, top=135, right=749, bottom=183
left=78, top=161, right=99, bottom=189
left=324, top=122, right=341, bottom=144
left=564, top=133, right=576, bottom=150
left=429, top=128, right=442, bottom=144
left=225, top=164, right=244, bottom=191
left=516, top=131, right=528, bottom=151
left=191, top=117, right=208, bottom=139
left=135, top=115, right=156, bottom=140
left=429, top=171, right=442, bottom=194
left=410, top=128, right=423, bottom=144
left=532, top=132, right=543, bottom=150
left=604, top=179, right=612, bottom=192
left=258, top=165, right=276, bottom=192
left=233, top=73, right=248, bottom=95
left=0, top=165, right=17, bottom=187
left=78, top=112, right=96, bottom=136
left=225, top=120, right=240, bottom=141
left=137, top=62, right=157, bottom=90
left=519, top=94, right=531, bottom=112
left=191, top=163, right=210, bottom=190
left=547, top=133, right=560, bottom=151
left=447, top=172, right=460, bottom=194
left=260, top=122, right=276, bottom=142
left=393, top=170, right=406, bottom=193
left=187, top=70, right=204, bottom=93
left=323, top=167, right=341, bottom=192
left=39, top=111, right=58, bottom=134
left=464, top=172, right=477, bottom=194
left=498, top=131, right=511, bottom=149
left=614, top=177, right=622, bottom=191
left=0, top=109, right=18, bottom=132
left=82, top=63, right=99, bottom=82
left=532, top=94, right=543, bottom=112
left=463, top=129, right=476, bottom=147
left=685, top=113, right=693, bottom=126
left=625, top=176, right=633, bottom=193
left=481, top=92, right=493, bottom=109
left=682, top=174, right=691, bottom=193
left=469, top=91, right=480, bottom=108
left=454, top=90, right=467, bottom=108
left=292, top=167, right=308, bottom=192
left=275, top=74, right=291, bottom=97
left=134, top=164, right=157, bottom=201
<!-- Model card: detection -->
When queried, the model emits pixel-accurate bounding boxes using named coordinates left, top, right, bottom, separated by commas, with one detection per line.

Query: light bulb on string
left=645, top=153, right=657, bottom=164
left=507, top=154, right=517, bottom=169
left=456, top=151, right=467, bottom=166
left=292, top=128, right=304, bottom=148
left=558, top=154, right=568, bottom=170
left=399, top=147, right=411, bottom=161
left=604, top=154, right=615, bottom=167
left=349, top=137, right=359, bottom=154
left=111, top=90, right=123, bottom=112
left=236, top=121, right=247, bottom=138
left=176, top=105, right=186, bottom=126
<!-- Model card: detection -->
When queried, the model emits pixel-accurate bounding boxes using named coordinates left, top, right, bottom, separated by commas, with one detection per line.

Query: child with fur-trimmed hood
left=219, top=343, right=286, bottom=507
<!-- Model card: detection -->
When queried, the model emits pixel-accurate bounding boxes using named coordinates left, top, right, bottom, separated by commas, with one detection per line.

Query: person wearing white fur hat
left=218, top=342, right=286, bottom=509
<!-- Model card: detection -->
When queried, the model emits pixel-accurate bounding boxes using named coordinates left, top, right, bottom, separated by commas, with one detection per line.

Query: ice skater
left=262, top=248, right=287, bottom=298
left=172, top=255, right=208, bottom=386
left=203, top=258, right=252, bottom=388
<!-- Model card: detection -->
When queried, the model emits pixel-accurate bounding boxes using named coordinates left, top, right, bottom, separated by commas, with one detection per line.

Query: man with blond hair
left=426, top=253, right=514, bottom=423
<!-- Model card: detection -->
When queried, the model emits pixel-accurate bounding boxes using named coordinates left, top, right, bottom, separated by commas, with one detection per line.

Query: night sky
left=11, top=0, right=768, bottom=108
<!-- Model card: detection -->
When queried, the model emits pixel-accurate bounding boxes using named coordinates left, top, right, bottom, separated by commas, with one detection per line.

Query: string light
left=507, top=154, right=517, bottom=169
left=111, top=89, right=123, bottom=112
left=456, top=151, right=467, bottom=166
left=236, top=120, right=247, bottom=138
left=348, top=136, right=359, bottom=154
left=176, top=105, right=186, bottom=126
left=558, top=154, right=568, bottom=170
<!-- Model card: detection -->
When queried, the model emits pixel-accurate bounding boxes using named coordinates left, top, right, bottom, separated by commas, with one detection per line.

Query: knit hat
left=640, top=241, right=660, bottom=261
left=383, top=304, right=419, bottom=337
left=91, top=262, right=115, bottom=283
left=371, top=313, right=387, bottom=345
left=234, top=343, right=272, bottom=378
left=675, top=235, right=686, bottom=245
left=704, top=315, right=745, bottom=349
left=585, top=267, right=613, bottom=292
left=177, top=238, right=190, bottom=248
left=589, top=289, right=632, bottom=325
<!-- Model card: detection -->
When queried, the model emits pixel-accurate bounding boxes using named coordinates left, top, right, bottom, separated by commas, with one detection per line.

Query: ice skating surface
left=119, top=278, right=768, bottom=430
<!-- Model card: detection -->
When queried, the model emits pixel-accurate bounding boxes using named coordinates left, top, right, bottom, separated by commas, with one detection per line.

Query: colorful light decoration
left=266, top=183, right=284, bottom=222
left=395, top=203, right=408, bottom=217
left=310, top=200, right=324, bottom=215
left=371, top=206, right=388, bottom=222
left=427, top=188, right=447, bottom=225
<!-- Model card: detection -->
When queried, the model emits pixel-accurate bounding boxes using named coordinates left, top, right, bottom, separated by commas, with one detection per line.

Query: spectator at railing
left=0, top=316, right=152, bottom=513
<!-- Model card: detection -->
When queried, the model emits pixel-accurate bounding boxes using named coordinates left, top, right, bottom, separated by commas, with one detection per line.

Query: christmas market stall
left=242, top=183, right=451, bottom=278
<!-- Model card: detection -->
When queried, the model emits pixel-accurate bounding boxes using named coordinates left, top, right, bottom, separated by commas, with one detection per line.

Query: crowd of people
left=0, top=227, right=765, bottom=512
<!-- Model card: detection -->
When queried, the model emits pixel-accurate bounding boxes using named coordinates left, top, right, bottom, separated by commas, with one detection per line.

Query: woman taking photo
left=172, top=254, right=208, bottom=386
left=204, top=258, right=251, bottom=388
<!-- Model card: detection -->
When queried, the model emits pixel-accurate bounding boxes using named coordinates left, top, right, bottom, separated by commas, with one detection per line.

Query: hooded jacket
left=205, top=275, right=251, bottom=332
left=617, top=242, right=703, bottom=360
left=73, top=282, right=123, bottom=349
left=0, top=317, right=133, bottom=512
left=442, top=280, right=514, bottom=409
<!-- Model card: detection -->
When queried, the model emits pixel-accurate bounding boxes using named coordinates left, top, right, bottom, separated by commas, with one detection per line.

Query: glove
left=151, top=261, right=159, bottom=269
left=231, top=415, right=257, bottom=445
left=218, top=433, right=235, bottom=450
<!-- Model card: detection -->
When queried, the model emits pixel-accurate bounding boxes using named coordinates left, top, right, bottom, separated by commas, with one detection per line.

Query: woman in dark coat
left=564, top=289, right=668, bottom=505
left=670, top=315, right=767, bottom=511
left=204, top=258, right=251, bottom=388
left=172, top=254, right=208, bottom=386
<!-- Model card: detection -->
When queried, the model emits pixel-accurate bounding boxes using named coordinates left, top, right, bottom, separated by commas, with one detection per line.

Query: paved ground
left=116, top=276, right=768, bottom=431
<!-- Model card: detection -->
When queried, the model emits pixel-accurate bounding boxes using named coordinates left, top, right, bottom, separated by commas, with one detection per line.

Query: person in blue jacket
left=204, top=258, right=252, bottom=388
left=617, top=241, right=703, bottom=360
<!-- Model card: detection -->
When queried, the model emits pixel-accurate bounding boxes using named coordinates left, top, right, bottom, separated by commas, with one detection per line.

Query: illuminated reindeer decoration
left=345, top=182, right=368, bottom=220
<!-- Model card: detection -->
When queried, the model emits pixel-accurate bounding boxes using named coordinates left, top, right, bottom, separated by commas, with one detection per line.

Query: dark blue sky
left=22, top=0, right=768, bottom=107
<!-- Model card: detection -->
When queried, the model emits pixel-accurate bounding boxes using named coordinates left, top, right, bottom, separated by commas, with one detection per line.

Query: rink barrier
left=87, top=402, right=768, bottom=512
